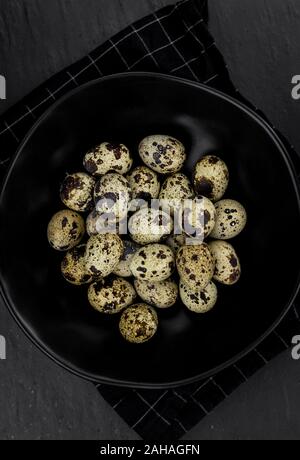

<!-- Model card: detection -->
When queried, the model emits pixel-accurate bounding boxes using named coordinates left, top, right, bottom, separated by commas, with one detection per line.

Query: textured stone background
left=0, top=0, right=300, bottom=440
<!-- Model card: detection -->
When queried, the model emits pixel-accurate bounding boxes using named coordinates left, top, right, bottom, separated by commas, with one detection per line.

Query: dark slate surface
left=0, top=0, right=300, bottom=440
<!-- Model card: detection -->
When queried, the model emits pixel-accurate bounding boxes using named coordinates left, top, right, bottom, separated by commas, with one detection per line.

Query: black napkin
left=0, top=0, right=299, bottom=441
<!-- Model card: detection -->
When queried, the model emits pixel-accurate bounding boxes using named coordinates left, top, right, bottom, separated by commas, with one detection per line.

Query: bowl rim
left=1, top=71, right=300, bottom=389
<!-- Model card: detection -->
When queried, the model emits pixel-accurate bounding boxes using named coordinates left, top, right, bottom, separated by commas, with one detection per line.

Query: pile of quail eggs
left=47, top=135, right=247, bottom=344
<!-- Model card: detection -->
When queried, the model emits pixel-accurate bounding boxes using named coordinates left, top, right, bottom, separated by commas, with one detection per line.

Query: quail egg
left=159, top=173, right=195, bottom=215
left=83, top=142, right=133, bottom=176
left=61, top=245, right=93, bottom=285
left=193, top=155, right=229, bottom=202
left=47, top=210, right=85, bottom=251
left=94, top=173, right=131, bottom=222
left=127, top=166, right=160, bottom=201
left=166, top=234, right=186, bottom=254
left=209, top=240, right=241, bottom=285
left=176, top=244, right=215, bottom=291
left=119, top=304, right=158, bottom=343
left=86, top=207, right=126, bottom=235
left=60, top=172, right=95, bottom=212
left=183, top=197, right=216, bottom=240
left=134, top=278, right=178, bottom=309
left=86, top=208, right=99, bottom=236
left=88, top=276, right=136, bottom=314
left=113, top=240, right=140, bottom=277
left=128, top=207, right=173, bottom=245
left=130, top=244, right=175, bottom=282
left=139, top=135, right=186, bottom=174
left=85, top=233, right=124, bottom=278
left=210, top=199, right=247, bottom=240
left=179, top=280, right=218, bottom=313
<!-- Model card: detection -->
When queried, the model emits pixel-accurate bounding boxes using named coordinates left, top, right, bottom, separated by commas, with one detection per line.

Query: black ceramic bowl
left=0, top=73, right=300, bottom=388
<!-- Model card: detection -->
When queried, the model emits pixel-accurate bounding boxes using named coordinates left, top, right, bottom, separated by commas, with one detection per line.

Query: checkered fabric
left=0, top=0, right=299, bottom=441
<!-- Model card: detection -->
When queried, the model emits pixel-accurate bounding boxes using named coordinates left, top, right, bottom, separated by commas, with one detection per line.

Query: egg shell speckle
left=113, top=240, right=140, bottom=277
left=47, top=210, right=85, bottom=251
left=129, top=207, right=173, bottom=245
left=94, top=173, right=131, bottom=222
left=127, top=166, right=160, bottom=201
left=176, top=243, right=215, bottom=291
left=85, top=233, right=124, bottom=278
left=209, top=240, right=241, bottom=285
left=210, top=199, right=247, bottom=240
left=88, top=276, right=136, bottom=314
left=130, top=244, right=175, bottom=282
left=119, top=303, right=158, bottom=343
left=159, top=173, right=195, bottom=214
left=86, top=208, right=99, bottom=236
left=61, top=244, right=93, bottom=285
left=60, top=172, right=95, bottom=212
left=180, top=280, right=218, bottom=313
left=183, top=196, right=216, bottom=240
left=83, top=142, right=133, bottom=176
left=139, top=135, right=186, bottom=174
left=166, top=234, right=186, bottom=254
left=134, top=278, right=178, bottom=309
left=193, top=155, right=229, bottom=202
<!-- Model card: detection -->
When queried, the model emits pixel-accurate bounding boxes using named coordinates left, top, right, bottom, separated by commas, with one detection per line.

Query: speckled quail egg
left=130, top=244, right=175, bottom=282
left=134, top=278, right=178, bottom=309
left=86, top=207, right=126, bottom=236
left=61, top=245, right=93, bottom=285
left=176, top=244, right=215, bottom=291
left=193, top=155, right=229, bottom=202
left=113, top=240, right=140, bottom=277
left=210, top=199, right=247, bottom=240
left=94, top=173, right=131, bottom=222
left=139, top=135, right=186, bottom=174
left=86, top=209, right=99, bottom=236
left=47, top=210, right=85, bottom=251
left=209, top=240, right=241, bottom=285
left=166, top=234, right=186, bottom=254
left=88, top=276, right=136, bottom=314
left=85, top=233, right=124, bottom=278
left=128, top=208, right=173, bottom=245
left=180, top=280, right=218, bottom=313
left=60, top=172, right=95, bottom=212
left=183, top=197, right=216, bottom=240
left=127, top=166, right=160, bottom=201
left=83, top=142, right=133, bottom=176
left=159, top=173, right=195, bottom=215
left=119, top=304, right=158, bottom=343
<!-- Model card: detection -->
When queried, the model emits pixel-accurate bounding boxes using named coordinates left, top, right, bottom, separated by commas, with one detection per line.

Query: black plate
left=0, top=73, right=300, bottom=388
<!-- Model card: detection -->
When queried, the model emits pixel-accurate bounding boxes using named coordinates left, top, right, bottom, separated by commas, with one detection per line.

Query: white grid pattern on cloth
left=0, top=157, right=10, bottom=166
left=294, top=304, right=300, bottom=320
left=233, top=364, right=248, bottom=381
left=190, top=395, right=209, bottom=414
left=3, top=121, right=19, bottom=142
left=0, top=3, right=206, bottom=139
left=254, top=348, right=268, bottom=364
left=130, top=24, right=160, bottom=69
left=273, top=330, right=289, bottom=348
left=132, top=390, right=170, bottom=429
left=66, top=71, right=80, bottom=87
left=127, top=17, right=205, bottom=70
left=25, top=104, right=37, bottom=120
left=174, top=418, right=188, bottom=433
left=46, top=88, right=56, bottom=101
left=109, top=39, right=131, bottom=70
left=87, top=54, right=103, bottom=76
left=153, top=12, right=200, bottom=81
